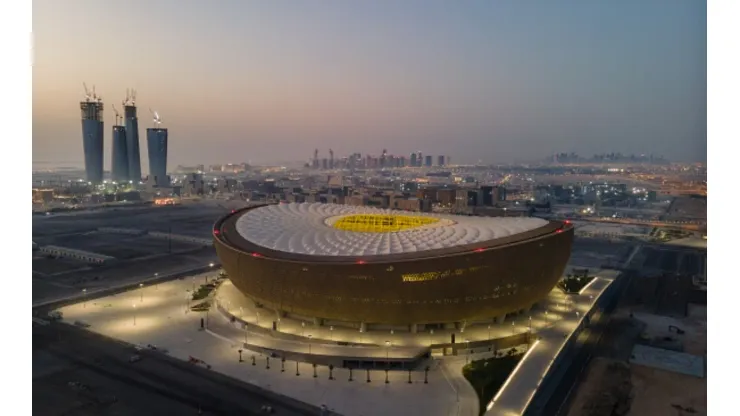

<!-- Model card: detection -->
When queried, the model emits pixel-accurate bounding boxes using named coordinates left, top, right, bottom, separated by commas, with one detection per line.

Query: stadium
left=213, top=203, right=573, bottom=331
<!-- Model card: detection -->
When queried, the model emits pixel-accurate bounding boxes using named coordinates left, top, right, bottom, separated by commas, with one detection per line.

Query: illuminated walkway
left=484, top=270, right=618, bottom=415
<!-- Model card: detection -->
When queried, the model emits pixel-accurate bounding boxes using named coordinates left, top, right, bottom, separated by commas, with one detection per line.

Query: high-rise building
left=480, top=186, right=494, bottom=206
left=80, top=94, right=104, bottom=184
left=146, top=127, right=169, bottom=187
left=124, top=97, right=142, bottom=182
left=416, top=152, right=423, bottom=167
left=424, top=155, right=433, bottom=167
left=437, top=155, right=445, bottom=167
left=410, top=152, right=417, bottom=167
left=111, top=124, right=129, bottom=182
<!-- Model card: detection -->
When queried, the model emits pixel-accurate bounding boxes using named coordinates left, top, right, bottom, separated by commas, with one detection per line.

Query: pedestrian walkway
left=484, top=271, right=617, bottom=415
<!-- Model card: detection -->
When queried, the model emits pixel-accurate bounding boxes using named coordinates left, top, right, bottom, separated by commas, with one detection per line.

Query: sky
left=32, top=0, right=707, bottom=170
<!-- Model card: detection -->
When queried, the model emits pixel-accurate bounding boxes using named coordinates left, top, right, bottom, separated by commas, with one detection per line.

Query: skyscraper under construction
left=123, top=89, right=142, bottom=182
left=80, top=84, right=104, bottom=184
left=147, top=126, right=169, bottom=187
left=110, top=105, right=129, bottom=182
left=146, top=108, right=169, bottom=187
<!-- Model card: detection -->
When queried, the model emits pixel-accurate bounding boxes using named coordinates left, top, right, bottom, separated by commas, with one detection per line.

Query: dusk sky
left=33, top=0, right=706, bottom=170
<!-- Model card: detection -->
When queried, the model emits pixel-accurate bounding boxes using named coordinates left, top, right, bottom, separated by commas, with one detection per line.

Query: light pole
left=154, top=272, right=159, bottom=290
left=528, top=316, right=532, bottom=334
left=487, top=324, right=491, bottom=340
left=139, top=283, right=144, bottom=302
left=238, top=349, right=243, bottom=362
left=133, top=304, right=137, bottom=326
left=308, top=334, right=313, bottom=355
left=465, top=339, right=470, bottom=364
left=208, top=263, right=214, bottom=283
left=329, top=326, right=334, bottom=341
left=385, top=340, right=391, bottom=382
left=301, top=321, right=305, bottom=336
left=82, top=288, right=87, bottom=308
left=244, top=323, right=249, bottom=345
left=511, top=321, right=515, bottom=335
left=429, top=329, right=434, bottom=346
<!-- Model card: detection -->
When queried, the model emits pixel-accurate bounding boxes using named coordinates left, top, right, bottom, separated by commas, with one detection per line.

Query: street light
left=301, top=321, right=305, bottom=336
left=329, top=326, right=334, bottom=341
left=82, top=288, right=87, bottom=308
left=487, top=324, right=491, bottom=340
left=465, top=339, right=470, bottom=364
left=511, top=321, right=515, bottom=335
left=528, top=316, right=532, bottom=333
left=133, top=304, right=137, bottom=326
left=385, top=340, right=391, bottom=379
left=154, top=272, right=159, bottom=290
left=139, top=283, right=144, bottom=302
left=244, top=323, right=249, bottom=345
left=308, top=334, right=313, bottom=355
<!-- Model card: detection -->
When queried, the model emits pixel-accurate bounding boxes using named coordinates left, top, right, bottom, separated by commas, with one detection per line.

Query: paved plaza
left=59, top=273, right=470, bottom=416
left=57, top=266, right=619, bottom=416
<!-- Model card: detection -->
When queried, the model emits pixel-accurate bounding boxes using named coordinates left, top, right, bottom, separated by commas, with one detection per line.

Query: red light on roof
left=213, top=229, right=220, bottom=235
left=231, top=210, right=236, bottom=214
left=474, top=248, right=485, bottom=253
left=252, top=253, right=262, bottom=258
left=564, top=220, right=571, bottom=225
left=356, top=260, right=366, bottom=265
left=556, top=229, right=563, bottom=234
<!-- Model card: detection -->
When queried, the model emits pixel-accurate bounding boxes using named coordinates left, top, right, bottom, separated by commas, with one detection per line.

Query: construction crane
left=82, top=83, right=91, bottom=101
left=149, top=108, right=162, bottom=127
left=112, top=104, right=121, bottom=125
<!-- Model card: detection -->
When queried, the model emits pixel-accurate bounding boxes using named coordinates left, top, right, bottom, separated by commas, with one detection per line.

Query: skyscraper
left=437, top=155, right=445, bottom=167
left=110, top=105, right=129, bottom=182
left=146, top=127, right=169, bottom=187
left=111, top=125, right=129, bottom=182
left=123, top=90, right=142, bottom=182
left=80, top=88, right=104, bottom=184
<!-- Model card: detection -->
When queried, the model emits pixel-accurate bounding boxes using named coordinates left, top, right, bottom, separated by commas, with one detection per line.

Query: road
left=34, top=322, right=332, bottom=416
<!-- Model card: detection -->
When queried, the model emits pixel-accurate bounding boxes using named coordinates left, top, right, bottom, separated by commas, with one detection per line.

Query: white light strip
left=518, top=279, right=612, bottom=414
left=487, top=339, right=541, bottom=411
left=578, top=276, right=599, bottom=295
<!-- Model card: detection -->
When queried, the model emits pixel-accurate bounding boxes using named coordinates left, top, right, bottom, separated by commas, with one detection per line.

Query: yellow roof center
left=332, top=214, right=440, bottom=233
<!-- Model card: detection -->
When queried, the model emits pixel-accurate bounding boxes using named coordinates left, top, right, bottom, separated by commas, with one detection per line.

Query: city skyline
left=33, top=0, right=706, bottom=169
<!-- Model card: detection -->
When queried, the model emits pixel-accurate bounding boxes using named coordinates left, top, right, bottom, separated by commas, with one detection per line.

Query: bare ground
left=628, top=364, right=706, bottom=416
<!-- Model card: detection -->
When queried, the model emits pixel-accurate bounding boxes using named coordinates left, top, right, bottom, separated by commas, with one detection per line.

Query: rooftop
left=235, top=203, right=549, bottom=257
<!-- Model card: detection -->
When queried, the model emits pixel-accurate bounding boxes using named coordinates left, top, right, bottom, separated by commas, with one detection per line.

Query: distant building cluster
left=80, top=86, right=169, bottom=187
left=306, top=149, right=450, bottom=170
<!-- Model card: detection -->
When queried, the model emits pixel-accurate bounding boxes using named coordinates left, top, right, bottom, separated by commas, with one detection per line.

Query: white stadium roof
left=235, top=203, right=549, bottom=257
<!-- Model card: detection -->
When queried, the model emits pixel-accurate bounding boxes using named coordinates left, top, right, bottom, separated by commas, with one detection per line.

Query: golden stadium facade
left=213, top=203, right=573, bottom=328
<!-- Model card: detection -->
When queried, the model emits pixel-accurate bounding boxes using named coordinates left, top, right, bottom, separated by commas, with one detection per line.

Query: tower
left=123, top=89, right=142, bottom=182
left=110, top=105, right=129, bottom=182
left=80, top=83, right=104, bottom=184
left=146, top=109, right=169, bottom=187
